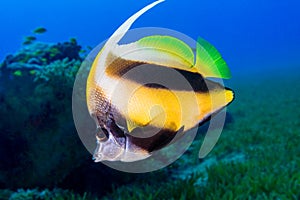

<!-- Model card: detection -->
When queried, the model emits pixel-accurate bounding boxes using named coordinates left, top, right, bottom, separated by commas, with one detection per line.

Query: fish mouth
left=93, top=134, right=125, bottom=162
left=91, top=111, right=124, bottom=162
left=93, top=131, right=151, bottom=162
left=92, top=117, right=151, bottom=162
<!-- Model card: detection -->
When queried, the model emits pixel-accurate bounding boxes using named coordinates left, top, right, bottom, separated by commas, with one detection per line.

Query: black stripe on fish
left=106, top=57, right=224, bottom=93
left=138, top=67, right=224, bottom=92
left=125, top=127, right=179, bottom=153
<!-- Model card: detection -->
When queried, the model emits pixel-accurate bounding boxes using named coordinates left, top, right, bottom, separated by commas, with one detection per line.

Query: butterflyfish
left=86, top=0, right=234, bottom=162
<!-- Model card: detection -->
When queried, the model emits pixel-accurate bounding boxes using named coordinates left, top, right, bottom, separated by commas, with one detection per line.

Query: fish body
left=86, top=0, right=234, bottom=162
left=25, top=36, right=37, bottom=41
left=33, top=27, right=47, bottom=34
left=23, top=40, right=32, bottom=45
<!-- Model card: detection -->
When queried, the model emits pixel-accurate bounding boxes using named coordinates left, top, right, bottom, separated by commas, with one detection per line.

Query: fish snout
left=93, top=130, right=125, bottom=162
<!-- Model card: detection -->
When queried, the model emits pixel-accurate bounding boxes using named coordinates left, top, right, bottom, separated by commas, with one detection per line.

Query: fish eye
left=95, top=127, right=109, bottom=142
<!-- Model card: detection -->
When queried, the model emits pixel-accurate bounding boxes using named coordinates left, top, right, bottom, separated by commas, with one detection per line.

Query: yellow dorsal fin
left=194, top=38, right=231, bottom=79
left=110, top=36, right=232, bottom=79
left=110, top=35, right=195, bottom=73
left=137, top=35, right=194, bottom=68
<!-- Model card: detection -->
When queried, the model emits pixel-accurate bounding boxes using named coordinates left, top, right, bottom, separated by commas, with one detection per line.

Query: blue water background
left=1, top=0, right=299, bottom=76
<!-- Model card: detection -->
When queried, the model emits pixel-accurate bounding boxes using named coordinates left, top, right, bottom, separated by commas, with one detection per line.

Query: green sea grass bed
left=100, top=72, right=300, bottom=200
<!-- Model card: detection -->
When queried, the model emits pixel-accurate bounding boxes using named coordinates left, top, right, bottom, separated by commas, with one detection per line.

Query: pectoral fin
left=126, top=106, right=169, bottom=133
left=126, top=118, right=143, bottom=132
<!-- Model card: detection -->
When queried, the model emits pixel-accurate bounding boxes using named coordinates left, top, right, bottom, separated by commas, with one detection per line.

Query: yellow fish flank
left=86, top=0, right=234, bottom=162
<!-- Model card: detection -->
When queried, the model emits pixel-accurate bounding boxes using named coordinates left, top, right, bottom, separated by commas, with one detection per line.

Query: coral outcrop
left=0, top=41, right=87, bottom=188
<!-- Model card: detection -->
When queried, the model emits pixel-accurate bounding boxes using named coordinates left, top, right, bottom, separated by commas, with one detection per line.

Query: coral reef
left=1, top=41, right=82, bottom=69
left=0, top=40, right=87, bottom=188
left=33, top=58, right=81, bottom=83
